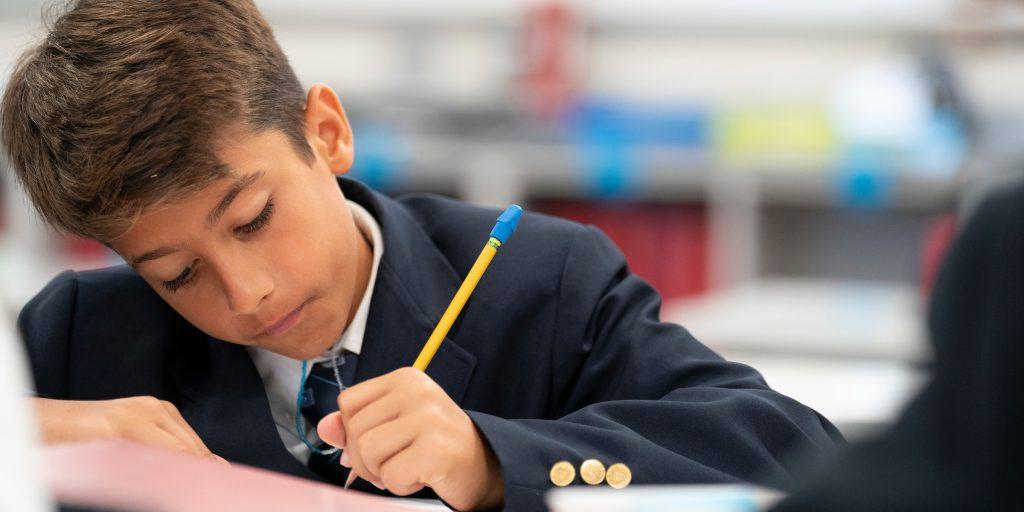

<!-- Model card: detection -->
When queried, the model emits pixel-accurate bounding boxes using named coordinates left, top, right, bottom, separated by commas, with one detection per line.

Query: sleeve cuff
left=466, top=410, right=564, bottom=512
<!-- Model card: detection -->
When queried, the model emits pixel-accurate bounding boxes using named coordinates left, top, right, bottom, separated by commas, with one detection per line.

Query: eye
left=236, top=199, right=274, bottom=236
left=162, top=264, right=197, bottom=293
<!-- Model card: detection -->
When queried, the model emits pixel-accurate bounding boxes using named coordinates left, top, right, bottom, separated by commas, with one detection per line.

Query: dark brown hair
left=1, top=0, right=312, bottom=241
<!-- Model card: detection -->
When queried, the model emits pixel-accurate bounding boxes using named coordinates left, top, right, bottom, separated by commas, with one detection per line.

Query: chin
left=287, top=323, right=342, bottom=360
left=261, top=340, right=323, bottom=360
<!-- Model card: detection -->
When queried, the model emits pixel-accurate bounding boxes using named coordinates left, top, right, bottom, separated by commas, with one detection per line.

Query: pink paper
left=44, top=440, right=431, bottom=511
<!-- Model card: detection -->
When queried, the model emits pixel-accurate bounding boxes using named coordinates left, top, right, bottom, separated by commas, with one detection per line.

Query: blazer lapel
left=355, top=261, right=478, bottom=404
left=170, top=337, right=319, bottom=480
left=344, top=179, right=478, bottom=404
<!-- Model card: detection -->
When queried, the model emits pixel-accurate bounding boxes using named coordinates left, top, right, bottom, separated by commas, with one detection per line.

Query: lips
left=257, top=299, right=309, bottom=338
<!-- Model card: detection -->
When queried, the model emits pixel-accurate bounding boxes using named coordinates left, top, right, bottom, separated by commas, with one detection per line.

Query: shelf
left=254, top=1, right=1024, bottom=40
left=663, top=277, right=931, bottom=363
left=390, top=135, right=958, bottom=210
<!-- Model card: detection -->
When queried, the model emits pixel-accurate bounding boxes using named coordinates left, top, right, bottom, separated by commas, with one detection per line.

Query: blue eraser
left=489, top=204, right=523, bottom=244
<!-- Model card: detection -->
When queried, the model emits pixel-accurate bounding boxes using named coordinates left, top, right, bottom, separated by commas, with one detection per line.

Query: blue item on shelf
left=566, top=98, right=710, bottom=199
left=835, top=147, right=895, bottom=209
left=348, top=122, right=407, bottom=191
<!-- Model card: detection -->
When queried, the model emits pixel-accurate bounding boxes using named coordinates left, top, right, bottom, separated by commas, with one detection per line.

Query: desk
left=664, top=278, right=928, bottom=438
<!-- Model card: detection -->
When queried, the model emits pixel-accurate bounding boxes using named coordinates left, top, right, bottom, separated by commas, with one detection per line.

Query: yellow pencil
left=344, top=204, right=523, bottom=489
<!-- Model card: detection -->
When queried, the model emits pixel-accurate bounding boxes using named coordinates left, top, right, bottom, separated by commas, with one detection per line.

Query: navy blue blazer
left=21, top=177, right=841, bottom=511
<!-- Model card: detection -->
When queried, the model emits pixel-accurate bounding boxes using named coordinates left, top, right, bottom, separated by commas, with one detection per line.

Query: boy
left=1, top=1, right=841, bottom=510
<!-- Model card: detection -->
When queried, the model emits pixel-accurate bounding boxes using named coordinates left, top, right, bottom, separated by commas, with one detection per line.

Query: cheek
left=285, top=196, right=352, bottom=280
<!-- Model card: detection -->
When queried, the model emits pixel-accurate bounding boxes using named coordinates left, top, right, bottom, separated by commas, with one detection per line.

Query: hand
left=32, top=396, right=226, bottom=464
left=317, top=367, right=503, bottom=511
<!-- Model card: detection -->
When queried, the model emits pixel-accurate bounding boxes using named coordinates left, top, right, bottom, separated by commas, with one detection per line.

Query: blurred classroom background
left=2, top=0, right=1024, bottom=441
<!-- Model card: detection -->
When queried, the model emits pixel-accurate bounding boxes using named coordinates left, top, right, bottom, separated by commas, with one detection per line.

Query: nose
left=216, top=254, right=273, bottom=316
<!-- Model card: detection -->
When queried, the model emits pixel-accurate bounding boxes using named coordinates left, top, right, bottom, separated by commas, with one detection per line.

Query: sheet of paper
left=44, top=439, right=445, bottom=512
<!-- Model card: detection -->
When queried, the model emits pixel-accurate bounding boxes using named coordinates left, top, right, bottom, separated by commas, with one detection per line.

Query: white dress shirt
left=247, top=200, right=384, bottom=464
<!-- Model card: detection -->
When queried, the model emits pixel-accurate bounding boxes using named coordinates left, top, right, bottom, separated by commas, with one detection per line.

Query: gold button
left=606, top=463, right=632, bottom=489
left=549, top=461, right=576, bottom=487
left=579, top=459, right=606, bottom=485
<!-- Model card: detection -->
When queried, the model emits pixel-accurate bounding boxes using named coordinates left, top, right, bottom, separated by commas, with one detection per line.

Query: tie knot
left=300, top=351, right=359, bottom=426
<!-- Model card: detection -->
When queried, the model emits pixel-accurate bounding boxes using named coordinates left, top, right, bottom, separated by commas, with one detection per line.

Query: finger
left=158, top=400, right=214, bottom=459
left=341, top=415, right=409, bottom=489
left=156, top=407, right=212, bottom=459
left=344, top=452, right=380, bottom=488
left=337, top=373, right=394, bottom=421
left=344, top=391, right=402, bottom=448
left=378, top=442, right=430, bottom=497
left=355, top=416, right=418, bottom=480
left=340, top=376, right=415, bottom=486
left=123, top=423, right=194, bottom=455
left=340, top=433, right=380, bottom=486
left=316, top=411, right=347, bottom=449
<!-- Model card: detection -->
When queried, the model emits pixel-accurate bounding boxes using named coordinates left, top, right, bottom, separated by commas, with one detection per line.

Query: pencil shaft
left=413, top=239, right=499, bottom=371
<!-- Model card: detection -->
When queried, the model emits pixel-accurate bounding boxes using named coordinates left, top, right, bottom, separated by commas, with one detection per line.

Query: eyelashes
left=236, top=200, right=274, bottom=236
left=160, top=198, right=275, bottom=292
left=162, top=265, right=194, bottom=292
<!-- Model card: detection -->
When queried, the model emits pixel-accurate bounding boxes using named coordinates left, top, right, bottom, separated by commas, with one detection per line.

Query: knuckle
left=424, top=403, right=446, bottom=423
left=379, top=467, right=401, bottom=488
left=356, top=435, right=375, bottom=460
left=397, top=366, right=419, bottom=378
left=345, top=418, right=366, bottom=443
left=355, top=439, right=378, bottom=469
left=138, top=395, right=162, bottom=411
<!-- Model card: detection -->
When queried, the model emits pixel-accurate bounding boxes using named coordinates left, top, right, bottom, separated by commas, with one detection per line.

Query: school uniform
left=20, top=177, right=841, bottom=511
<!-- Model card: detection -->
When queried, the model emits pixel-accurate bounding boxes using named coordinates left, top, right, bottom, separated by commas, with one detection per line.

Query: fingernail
left=339, top=451, right=350, bottom=468
left=372, top=481, right=385, bottom=490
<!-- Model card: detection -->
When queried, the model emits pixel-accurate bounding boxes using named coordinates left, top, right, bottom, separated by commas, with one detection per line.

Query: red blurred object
left=521, top=1, right=581, bottom=120
left=536, top=201, right=710, bottom=302
left=921, top=212, right=957, bottom=298
left=60, top=234, right=108, bottom=258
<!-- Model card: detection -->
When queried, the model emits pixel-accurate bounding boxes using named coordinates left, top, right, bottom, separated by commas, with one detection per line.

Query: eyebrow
left=205, top=170, right=265, bottom=229
left=128, top=171, right=265, bottom=268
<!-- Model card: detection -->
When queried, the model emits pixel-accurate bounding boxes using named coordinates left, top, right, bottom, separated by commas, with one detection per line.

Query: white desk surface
left=664, top=278, right=930, bottom=436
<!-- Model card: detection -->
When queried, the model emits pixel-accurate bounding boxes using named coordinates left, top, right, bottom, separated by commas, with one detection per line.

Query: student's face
left=110, top=85, right=368, bottom=359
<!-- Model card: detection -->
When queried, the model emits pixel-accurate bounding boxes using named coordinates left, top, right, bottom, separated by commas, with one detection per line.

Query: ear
left=304, top=83, right=354, bottom=175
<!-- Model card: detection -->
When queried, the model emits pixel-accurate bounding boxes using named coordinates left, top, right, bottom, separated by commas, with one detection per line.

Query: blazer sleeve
left=467, top=226, right=843, bottom=511
left=17, top=270, right=79, bottom=399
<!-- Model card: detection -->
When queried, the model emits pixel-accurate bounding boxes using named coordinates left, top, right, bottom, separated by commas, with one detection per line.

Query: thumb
left=316, top=411, right=347, bottom=449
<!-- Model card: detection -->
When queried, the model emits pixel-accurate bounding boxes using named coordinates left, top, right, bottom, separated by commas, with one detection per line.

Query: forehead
left=112, top=128, right=303, bottom=246
left=112, top=171, right=258, bottom=250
